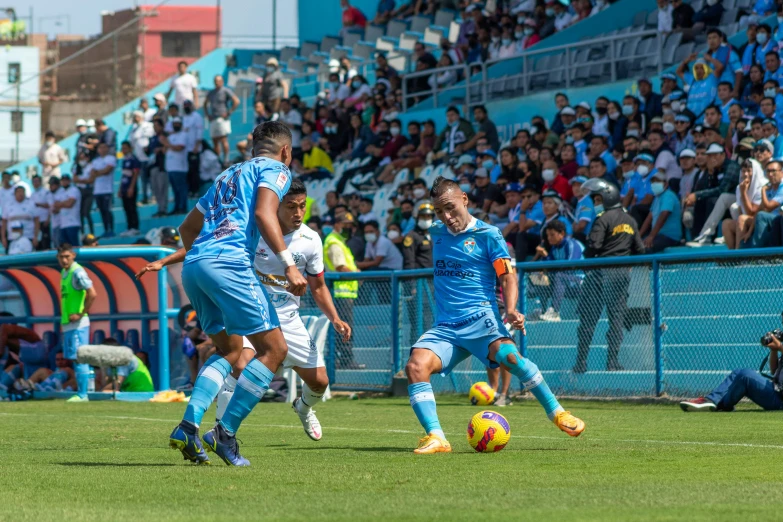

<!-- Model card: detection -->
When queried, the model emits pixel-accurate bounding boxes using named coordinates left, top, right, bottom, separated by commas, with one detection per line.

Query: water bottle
left=87, top=370, right=95, bottom=393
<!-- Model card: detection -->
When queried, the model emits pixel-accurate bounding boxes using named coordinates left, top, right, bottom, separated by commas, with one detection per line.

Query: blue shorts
left=182, top=258, right=279, bottom=336
left=63, top=327, right=90, bottom=361
left=413, top=309, right=512, bottom=375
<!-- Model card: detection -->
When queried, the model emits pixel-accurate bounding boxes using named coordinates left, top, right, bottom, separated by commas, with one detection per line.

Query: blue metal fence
left=324, top=248, right=783, bottom=398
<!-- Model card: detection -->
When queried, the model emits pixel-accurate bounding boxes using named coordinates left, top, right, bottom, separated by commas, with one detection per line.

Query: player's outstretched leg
left=215, top=347, right=254, bottom=422
left=495, top=341, right=585, bottom=437
left=292, top=367, right=329, bottom=441
left=206, top=328, right=287, bottom=467
left=406, top=349, right=451, bottom=454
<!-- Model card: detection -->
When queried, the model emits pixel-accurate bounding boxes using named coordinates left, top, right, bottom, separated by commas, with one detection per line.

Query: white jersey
left=254, top=224, right=324, bottom=315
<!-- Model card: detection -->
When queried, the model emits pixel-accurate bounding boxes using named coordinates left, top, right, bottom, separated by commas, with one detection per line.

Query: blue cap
left=661, top=73, right=677, bottom=82
left=542, top=189, right=562, bottom=201
left=675, top=114, right=692, bottom=123
left=635, top=152, right=655, bottom=163
left=764, top=118, right=779, bottom=128
left=503, top=182, right=523, bottom=193
left=569, top=175, right=588, bottom=185
left=479, top=149, right=497, bottom=158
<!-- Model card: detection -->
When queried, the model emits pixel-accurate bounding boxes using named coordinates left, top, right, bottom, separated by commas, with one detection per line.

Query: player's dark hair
left=430, top=176, right=460, bottom=198
left=252, top=121, right=293, bottom=156
left=360, top=197, right=373, bottom=205
left=286, top=179, right=307, bottom=198
left=545, top=220, right=567, bottom=235
left=401, top=199, right=414, bottom=207
left=412, top=178, right=427, bottom=187
left=58, top=243, right=75, bottom=254
left=103, top=338, right=121, bottom=346
left=363, top=220, right=380, bottom=230
left=590, top=157, right=607, bottom=167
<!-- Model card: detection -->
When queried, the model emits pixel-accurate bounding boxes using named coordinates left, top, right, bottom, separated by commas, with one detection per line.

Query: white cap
left=679, top=148, right=696, bottom=159
left=705, top=143, right=724, bottom=154
left=329, top=59, right=340, bottom=72
left=577, top=101, right=591, bottom=110
left=560, top=107, right=576, bottom=116
left=86, top=119, right=95, bottom=127
left=75, top=119, right=87, bottom=127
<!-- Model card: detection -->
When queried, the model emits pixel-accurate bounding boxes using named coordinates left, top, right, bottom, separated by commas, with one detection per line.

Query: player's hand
left=506, top=310, right=526, bottom=335
left=332, top=319, right=352, bottom=343
left=68, top=313, right=83, bottom=323
left=643, top=235, right=655, bottom=249
left=135, top=260, right=164, bottom=279
left=768, top=336, right=782, bottom=352
left=285, top=266, right=307, bottom=296
left=684, top=193, right=696, bottom=207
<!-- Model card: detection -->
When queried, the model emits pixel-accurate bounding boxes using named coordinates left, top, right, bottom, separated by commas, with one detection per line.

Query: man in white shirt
left=2, top=185, right=39, bottom=251
left=166, top=60, right=199, bottom=109
left=279, top=98, right=303, bottom=153
left=357, top=197, right=379, bottom=224
left=139, top=97, right=157, bottom=122
left=52, top=174, right=82, bottom=246
left=553, top=1, right=574, bottom=32
left=657, top=0, right=673, bottom=33
left=7, top=220, right=32, bottom=255
left=37, top=131, right=66, bottom=183
left=128, top=111, right=154, bottom=204
left=161, top=117, right=189, bottom=214
left=48, top=177, right=62, bottom=248
left=357, top=220, right=404, bottom=270
left=30, top=174, right=53, bottom=250
left=181, top=99, right=204, bottom=195
left=87, top=142, right=117, bottom=238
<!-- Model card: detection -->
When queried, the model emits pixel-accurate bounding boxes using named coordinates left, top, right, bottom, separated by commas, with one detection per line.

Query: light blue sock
left=74, top=363, right=91, bottom=399
left=497, top=343, right=563, bottom=421
left=219, top=358, right=274, bottom=434
left=0, top=365, right=20, bottom=388
left=182, top=354, right=232, bottom=429
left=408, top=382, right=444, bottom=438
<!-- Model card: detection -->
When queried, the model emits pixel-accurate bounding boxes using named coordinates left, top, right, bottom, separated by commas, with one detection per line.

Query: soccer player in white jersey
left=406, top=177, right=585, bottom=454
left=139, top=179, right=350, bottom=442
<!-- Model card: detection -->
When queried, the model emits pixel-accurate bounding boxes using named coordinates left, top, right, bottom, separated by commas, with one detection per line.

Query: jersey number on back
left=209, top=172, right=240, bottom=211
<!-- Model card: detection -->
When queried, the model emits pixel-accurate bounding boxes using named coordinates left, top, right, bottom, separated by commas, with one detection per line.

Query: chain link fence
left=323, top=249, right=783, bottom=397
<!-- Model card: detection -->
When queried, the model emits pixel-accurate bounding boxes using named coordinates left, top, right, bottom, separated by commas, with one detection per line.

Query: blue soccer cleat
left=202, top=424, right=250, bottom=467
left=169, top=424, right=210, bottom=465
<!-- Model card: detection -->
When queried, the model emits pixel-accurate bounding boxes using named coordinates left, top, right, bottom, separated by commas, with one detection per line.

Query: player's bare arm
left=135, top=248, right=186, bottom=279
left=179, top=208, right=206, bottom=251
left=256, top=187, right=307, bottom=296
left=497, top=266, right=525, bottom=334
left=308, top=274, right=351, bottom=343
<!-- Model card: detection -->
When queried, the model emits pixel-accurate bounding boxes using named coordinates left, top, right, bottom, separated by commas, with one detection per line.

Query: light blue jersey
left=430, top=218, right=511, bottom=324
left=187, top=157, right=292, bottom=266
left=574, top=196, right=595, bottom=235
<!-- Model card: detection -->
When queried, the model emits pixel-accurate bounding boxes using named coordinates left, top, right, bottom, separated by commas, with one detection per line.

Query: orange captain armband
left=493, top=258, right=514, bottom=277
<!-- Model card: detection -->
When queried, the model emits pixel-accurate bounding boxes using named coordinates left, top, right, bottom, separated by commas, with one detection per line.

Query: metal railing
left=400, top=29, right=663, bottom=111
left=323, top=247, right=783, bottom=397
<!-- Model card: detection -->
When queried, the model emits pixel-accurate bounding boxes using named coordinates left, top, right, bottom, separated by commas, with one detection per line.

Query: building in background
left=0, top=45, right=41, bottom=166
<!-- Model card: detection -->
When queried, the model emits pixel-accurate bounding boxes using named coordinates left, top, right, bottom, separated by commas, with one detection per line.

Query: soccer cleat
left=65, top=395, right=89, bottom=403
left=540, top=307, right=561, bottom=322
left=553, top=410, right=585, bottom=437
left=203, top=424, right=250, bottom=467
left=293, top=398, right=322, bottom=441
left=679, top=397, right=717, bottom=412
left=169, top=425, right=210, bottom=465
left=413, top=433, right=452, bottom=454
left=494, top=393, right=512, bottom=407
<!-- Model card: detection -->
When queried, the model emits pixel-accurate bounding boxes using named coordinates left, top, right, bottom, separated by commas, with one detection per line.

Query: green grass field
left=0, top=397, right=781, bottom=521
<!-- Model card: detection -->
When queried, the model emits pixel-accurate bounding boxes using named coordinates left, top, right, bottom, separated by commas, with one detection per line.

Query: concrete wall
left=298, top=0, right=382, bottom=44
left=0, top=45, right=41, bottom=164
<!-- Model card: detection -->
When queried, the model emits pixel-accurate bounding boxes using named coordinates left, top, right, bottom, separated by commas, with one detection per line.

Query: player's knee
left=311, top=373, right=329, bottom=392
left=505, top=353, right=518, bottom=366
left=734, top=368, right=754, bottom=381
left=405, top=358, right=427, bottom=381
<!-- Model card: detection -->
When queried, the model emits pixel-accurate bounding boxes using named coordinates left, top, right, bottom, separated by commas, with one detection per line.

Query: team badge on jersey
left=463, top=237, right=476, bottom=254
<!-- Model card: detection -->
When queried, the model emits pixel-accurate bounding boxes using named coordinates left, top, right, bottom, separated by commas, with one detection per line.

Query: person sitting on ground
left=17, top=351, right=76, bottom=392
left=639, top=171, right=682, bottom=253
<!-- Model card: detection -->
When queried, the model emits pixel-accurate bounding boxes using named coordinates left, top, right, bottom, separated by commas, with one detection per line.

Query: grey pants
left=698, top=193, right=736, bottom=238
left=150, top=166, right=169, bottom=214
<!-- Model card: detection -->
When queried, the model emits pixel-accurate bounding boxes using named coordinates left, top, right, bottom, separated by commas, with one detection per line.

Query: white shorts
left=209, top=117, right=232, bottom=138
left=241, top=310, right=324, bottom=369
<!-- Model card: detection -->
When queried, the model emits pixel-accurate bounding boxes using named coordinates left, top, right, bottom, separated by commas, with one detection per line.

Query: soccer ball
left=467, top=410, right=511, bottom=453
left=469, top=381, right=496, bottom=406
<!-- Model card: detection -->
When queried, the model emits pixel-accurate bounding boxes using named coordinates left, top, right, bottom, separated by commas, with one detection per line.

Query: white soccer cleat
left=293, top=398, right=322, bottom=441
left=540, top=307, right=561, bottom=322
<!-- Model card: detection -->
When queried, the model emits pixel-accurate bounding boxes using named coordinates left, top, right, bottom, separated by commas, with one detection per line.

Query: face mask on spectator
left=322, top=225, right=333, bottom=236
left=413, top=187, right=427, bottom=199
left=402, top=211, right=413, bottom=219
left=622, top=104, right=634, bottom=116
left=545, top=8, right=555, bottom=16
left=651, top=182, right=665, bottom=195
left=637, top=164, right=650, bottom=176
left=765, top=88, right=777, bottom=98
left=515, top=31, right=524, bottom=39
left=627, top=129, right=640, bottom=138
left=387, top=230, right=400, bottom=240
left=8, top=230, right=21, bottom=241
left=565, top=135, right=575, bottom=144
left=595, top=106, right=607, bottom=116
left=608, top=111, right=620, bottom=120
left=623, top=170, right=635, bottom=179
left=78, top=160, right=88, bottom=167
left=502, top=38, right=511, bottom=46
left=390, top=126, right=401, bottom=137
left=524, top=28, right=535, bottom=36
left=418, top=218, right=433, bottom=229
left=352, top=80, right=362, bottom=89
left=663, top=107, right=673, bottom=116
left=517, top=16, right=525, bottom=24
left=671, top=101, right=682, bottom=112
left=483, top=160, right=494, bottom=169
left=365, top=233, right=378, bottom=243
left=491, top=36, right=500, bottom=44
left=594, top=204, right=604, bottom=214
left=758, top=32, right=769, bottom=44
left=460, top=183, right=472, bottom=192
left=542, top=169, right=556, bottom=182
left=663, top=121, right=675, bottom=134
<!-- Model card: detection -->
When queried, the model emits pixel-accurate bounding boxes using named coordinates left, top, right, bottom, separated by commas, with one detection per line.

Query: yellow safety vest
left=304, top=197, right=314, bottom=223
left=323, top=231, right=358, bottom=299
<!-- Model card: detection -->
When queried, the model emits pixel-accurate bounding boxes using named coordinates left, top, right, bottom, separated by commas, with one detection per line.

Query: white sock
left=299, top=382, right=324, bottom=411
left=215, top=375, right=237, bottom=422
left=548, top=406, right=565, bottom=422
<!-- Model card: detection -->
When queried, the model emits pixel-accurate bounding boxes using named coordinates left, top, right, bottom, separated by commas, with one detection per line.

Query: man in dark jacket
left=638, top=78, right=663, bottom=122
left=574, top=178, right=645, bottom=374
left=672, top=0, right=695, bottom=29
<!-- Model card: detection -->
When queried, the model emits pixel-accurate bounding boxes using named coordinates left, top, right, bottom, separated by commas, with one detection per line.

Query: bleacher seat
left=42, top=331, right=57, bottom=352
left=299, top=41, right=319, bottom=57
left=321, top=36, right=341, bottom=54
left=410, top=15, right=432, bottom=34
left=363, top=25, right=385, bottom=44
left=645, top=9, right=658, bottom=28
left=424, top=26, right=445, bottom=45
left=632, top=10, right=647, bottom=27
left=434, top=9, right=455, bottom=28
left=92, top=329, right=106, bottom=345
left=125, top=329, right=140, bottom=352
left=342, top=31, right=363, bottom=49
left=279, top=47, right=299, bottom=64
left=112, top=330, right=125, bottom=346
left=721, top=8, right=738, bottom=26
left=386, top=19, right=408, bottom=38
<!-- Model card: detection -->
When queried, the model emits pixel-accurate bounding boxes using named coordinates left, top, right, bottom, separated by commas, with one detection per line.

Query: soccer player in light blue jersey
left=168, top=121, right=307, bottom=466
left=406, top=177, right=585, bottom=454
